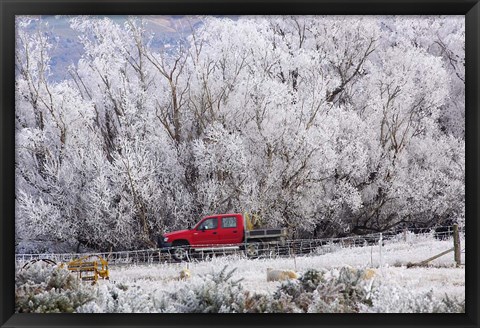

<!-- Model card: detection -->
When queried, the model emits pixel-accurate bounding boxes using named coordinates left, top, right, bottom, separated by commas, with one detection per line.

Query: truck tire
left=245, top=241, right=264, bottom=258
left=171, top=241, right=190, bottom=262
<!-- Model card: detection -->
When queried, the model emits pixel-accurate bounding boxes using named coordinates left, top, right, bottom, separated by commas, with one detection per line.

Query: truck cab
left=159, top=213, right=245, bottom=248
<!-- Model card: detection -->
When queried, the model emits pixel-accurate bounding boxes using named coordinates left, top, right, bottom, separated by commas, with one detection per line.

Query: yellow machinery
left=244, top=212, right=263, bottom=231
left=67, top=255, right=109, bottom=283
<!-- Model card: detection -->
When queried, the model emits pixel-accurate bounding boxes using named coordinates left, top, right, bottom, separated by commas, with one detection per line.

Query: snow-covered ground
left=108, top=234, right=465, bottom=300
left=15, top=233, right=465, bottom=313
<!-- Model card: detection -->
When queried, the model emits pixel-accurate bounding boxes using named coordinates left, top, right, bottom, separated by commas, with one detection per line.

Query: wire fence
left=15, top=225, right=465, bottom=268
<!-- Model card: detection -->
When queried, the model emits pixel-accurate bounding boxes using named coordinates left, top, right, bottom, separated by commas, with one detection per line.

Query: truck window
left=222, top=217, right=237, bottom=228
left=197, top=218, right=218, bottom=230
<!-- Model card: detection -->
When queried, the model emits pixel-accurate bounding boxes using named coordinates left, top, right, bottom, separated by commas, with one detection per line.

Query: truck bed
left=245, top=228, right=287, bottom=240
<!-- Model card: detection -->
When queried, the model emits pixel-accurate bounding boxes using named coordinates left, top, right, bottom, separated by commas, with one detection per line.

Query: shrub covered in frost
left=16, top=263, right=464, bottom=313
left=15, top=261, right=94, bottom=313
left=159, top=266, right=246, bottom=313
left=77, top=282, right=156, bottom=313
left=244, top=267, right=376, bottom=313
left=363, top=284, right=465, bottom=313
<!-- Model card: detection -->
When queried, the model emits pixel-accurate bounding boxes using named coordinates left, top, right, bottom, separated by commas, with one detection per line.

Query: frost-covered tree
left=15, top=15, right=465, bottom=252
left=16, top=17, right=105, bottom=248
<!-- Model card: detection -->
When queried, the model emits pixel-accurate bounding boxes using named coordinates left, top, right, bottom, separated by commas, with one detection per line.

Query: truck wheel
left=245, top=242, right=263, bottom=258
left=171, top=242, right=190, bottom=262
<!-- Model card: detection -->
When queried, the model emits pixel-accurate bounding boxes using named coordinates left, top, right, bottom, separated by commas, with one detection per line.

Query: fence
left=15, top=225, right=465, bottom=268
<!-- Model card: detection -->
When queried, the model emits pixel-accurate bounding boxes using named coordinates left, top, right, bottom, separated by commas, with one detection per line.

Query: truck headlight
left=163, top=237, right=169, bottom=242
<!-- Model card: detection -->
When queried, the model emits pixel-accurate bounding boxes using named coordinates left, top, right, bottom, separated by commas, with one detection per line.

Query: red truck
left=157, top=213, right=287, bottom=261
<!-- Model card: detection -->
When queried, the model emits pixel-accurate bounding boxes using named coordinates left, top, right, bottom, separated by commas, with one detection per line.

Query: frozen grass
left=15, top=233, right=464, bottom=313
left=107, top=234, right=465, bottom=300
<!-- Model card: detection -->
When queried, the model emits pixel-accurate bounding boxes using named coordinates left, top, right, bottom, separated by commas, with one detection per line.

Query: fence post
left=453, top=224, right=461, bottom=267
left=379, top=233, right=383, bottom=269
left=370, top=246, right=373, bottom=267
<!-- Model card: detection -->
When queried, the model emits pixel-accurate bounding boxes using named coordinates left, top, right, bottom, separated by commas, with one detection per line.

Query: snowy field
left=15, top=233, right=465, bottom=313
left=108, top=234, right=465, bottom=300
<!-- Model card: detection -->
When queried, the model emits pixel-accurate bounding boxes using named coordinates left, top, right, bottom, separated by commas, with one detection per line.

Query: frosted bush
left=301, top=267, right=376, bottom=313
left=104, top=284, right=155, bottom=313
left=17, top=287, right=93, bottom=313
left=15, top=262, right=464, bottom=313
left=298, top=269, right=326, bottom=292
left=15, top=261, right=94, bottom=313
left=16, top=261, right=71, bottom=287
left=160, top=266, right=246, bottom=313
left=75, top=281, right=159, bottom=313
left=75, top=300, right=104, bottom=313
left=66, top=266, right=248, bottom=313
left=364, top=284, right=465, bottom=313
left=244, top=267, right=377, bottom=313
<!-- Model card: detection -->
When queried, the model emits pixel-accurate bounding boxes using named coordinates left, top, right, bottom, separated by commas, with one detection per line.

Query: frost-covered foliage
left=15, top=261, right=94, bottom=313
left=158, top=266, right=247, bottom=313
left=16, top=260, right=463, bottom=313
left=241, top=267, right=376, bottom=313
left=77, top=282, right=157, bottom=313
left=364, top=284, right=465, bottom=313
left=15, top=15, right=465, bottom=252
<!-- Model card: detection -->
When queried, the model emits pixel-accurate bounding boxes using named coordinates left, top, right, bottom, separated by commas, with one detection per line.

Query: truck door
left=192, top=217, right=220, bottom=246
left=218, top=216, right=242, bottom=244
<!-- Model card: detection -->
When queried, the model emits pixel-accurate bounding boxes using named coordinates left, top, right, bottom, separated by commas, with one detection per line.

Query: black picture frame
left=1, top=0, right=478, bottom=327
